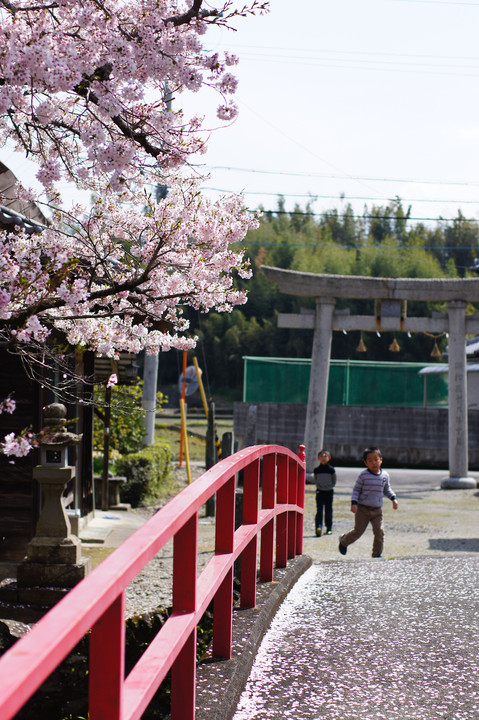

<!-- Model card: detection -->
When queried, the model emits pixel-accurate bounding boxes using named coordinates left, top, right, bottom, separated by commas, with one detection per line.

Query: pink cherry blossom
left=1, top=432, right=34, bottom=457
left=0, top=0, right=269, bottom=194
left=107, top=374, right=118, bottom=388
left=0, top=397, right=16, bottom=415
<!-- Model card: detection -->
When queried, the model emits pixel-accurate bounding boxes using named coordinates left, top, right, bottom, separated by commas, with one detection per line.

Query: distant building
left=418, top=334, right=479, bottom=410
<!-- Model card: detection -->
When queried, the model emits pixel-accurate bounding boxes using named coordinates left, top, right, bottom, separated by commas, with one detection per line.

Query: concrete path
left=233, top=556, right=479, bottom=720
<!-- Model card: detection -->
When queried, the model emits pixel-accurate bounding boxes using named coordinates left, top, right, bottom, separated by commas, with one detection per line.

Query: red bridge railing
left=0, top=443, right=306, bottom=720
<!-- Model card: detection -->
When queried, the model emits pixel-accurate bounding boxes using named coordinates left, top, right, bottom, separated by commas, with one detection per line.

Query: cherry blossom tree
left=0, top=0, right=267, bottom=453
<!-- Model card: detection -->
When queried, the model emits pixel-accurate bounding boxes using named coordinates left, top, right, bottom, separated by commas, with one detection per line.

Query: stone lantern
left=16, top=403, right=91, bottom=596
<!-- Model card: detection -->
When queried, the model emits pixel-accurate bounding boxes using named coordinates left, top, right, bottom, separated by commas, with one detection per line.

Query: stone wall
left=233, top=402, right=479, bottom=469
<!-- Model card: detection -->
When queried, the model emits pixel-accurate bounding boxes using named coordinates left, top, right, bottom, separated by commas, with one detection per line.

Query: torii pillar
left=262, top=265, right=478, bottom=488
left=304, top=298, right=335, bottom=472
left=447, top=300, right=469, bottom=484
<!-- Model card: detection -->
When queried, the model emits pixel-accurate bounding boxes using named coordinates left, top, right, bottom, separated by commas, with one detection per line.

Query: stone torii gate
left=262, top=265, right=479, bottom=489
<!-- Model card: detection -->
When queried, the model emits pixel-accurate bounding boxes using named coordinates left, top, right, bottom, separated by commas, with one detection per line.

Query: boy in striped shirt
left=339, top=446, right=398, bottom=558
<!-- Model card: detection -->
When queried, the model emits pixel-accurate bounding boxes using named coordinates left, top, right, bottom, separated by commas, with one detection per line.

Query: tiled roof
left=418, top=363, right=479, bottom=374
left=0, top=203, right=45, bottom=234
left=0, top=161, right=48, bottom=231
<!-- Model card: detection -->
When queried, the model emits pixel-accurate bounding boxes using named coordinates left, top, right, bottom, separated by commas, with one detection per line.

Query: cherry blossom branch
left=165, top=0, right=220, bottom=27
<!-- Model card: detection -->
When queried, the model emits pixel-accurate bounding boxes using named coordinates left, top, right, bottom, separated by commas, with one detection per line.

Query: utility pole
left=141, top=83, right=173, bottom=445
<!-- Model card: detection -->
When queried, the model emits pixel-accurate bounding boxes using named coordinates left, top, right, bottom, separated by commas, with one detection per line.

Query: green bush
left=116, top=441, right=172, bottom=507
left=93, top=381, right=167, bottom=458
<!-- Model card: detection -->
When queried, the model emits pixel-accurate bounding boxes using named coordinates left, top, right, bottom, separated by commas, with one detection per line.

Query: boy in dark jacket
left=313, top=449, right=336, bottom=537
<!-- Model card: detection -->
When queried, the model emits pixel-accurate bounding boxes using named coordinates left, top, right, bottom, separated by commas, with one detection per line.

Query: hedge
left=116, top=441, right=172, bottom=507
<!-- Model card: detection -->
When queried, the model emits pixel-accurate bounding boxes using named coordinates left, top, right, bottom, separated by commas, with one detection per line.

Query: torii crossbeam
left=262, top=265, right=479, bottom=488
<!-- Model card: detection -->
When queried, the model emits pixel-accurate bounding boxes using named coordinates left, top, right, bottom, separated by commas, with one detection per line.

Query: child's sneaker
left=315, top=527, right=322, bottom=537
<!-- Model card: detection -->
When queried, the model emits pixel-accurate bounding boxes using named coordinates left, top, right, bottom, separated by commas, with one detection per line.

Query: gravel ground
left=124, top=463, right=213, bottom=617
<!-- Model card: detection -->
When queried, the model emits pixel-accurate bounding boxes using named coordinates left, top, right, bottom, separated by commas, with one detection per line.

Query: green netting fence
left=243, top=357, right=449, bottom=407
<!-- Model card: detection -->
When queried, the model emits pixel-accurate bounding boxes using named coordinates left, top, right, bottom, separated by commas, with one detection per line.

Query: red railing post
left=213, top=569, right=233, bottom=659
left=171, top=514, right=198, bottom=720
left=240, top=457, right=260, bottom=608
left=260, top=452, right=276, bottom=582
left=171, top=632, right=197, bottom=720
left=172, top=513, right=198, bottom=612
left=89, top=593, right=125, bottom=720
left=296, top=445, right=306, bottom=554
left=276, top=454, right=288, bottom=568
left=213, top=475, right=236, bottom=658
left=287, top=457, right=298, bottom=559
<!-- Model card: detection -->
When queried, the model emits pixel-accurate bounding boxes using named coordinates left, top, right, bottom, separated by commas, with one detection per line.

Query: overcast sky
left=4, top=0, right=479, bottom=227
left=186, top=0, right=479, bottom=226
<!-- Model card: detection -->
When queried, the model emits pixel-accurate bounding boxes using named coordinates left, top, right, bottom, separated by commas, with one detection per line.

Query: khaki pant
left=340, top=504, right=384, bottom=557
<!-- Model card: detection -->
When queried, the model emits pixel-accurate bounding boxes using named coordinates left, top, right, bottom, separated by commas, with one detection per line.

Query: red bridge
left=0, top=444, right=306, bottom=720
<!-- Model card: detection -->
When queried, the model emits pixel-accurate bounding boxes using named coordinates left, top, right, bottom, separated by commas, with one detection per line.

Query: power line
left=244, top=208, right=479, bottom=223
left=203, top=165, right=479, bottom=189
left=203, top=186, right=479, bottom=206
left=243, top=240, right=479, bottom=250
left=230, top=44, right=479, bottom=63
left=232, top=42, right=479, bottom=77
left=390, top=0, right=479, bottom=5
left=237, top=50, right=479, bottom=67
left=235, top=96, right=388, bottom=201
left=237, top=52, right=479, bottom=77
